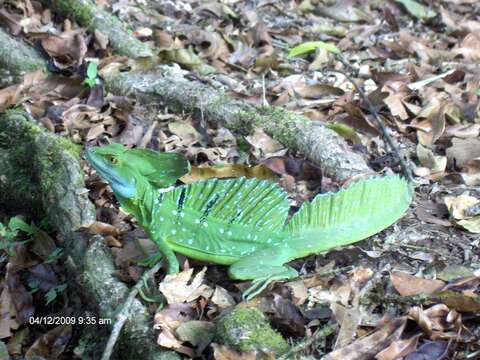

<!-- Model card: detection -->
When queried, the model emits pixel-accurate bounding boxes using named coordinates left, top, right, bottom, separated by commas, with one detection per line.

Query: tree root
left=0, top=28, right=44, bottom=87
left=0, top=111, right=178, bottom=360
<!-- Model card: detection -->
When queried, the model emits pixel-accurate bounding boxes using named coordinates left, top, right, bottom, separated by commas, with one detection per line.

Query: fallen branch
left=106, top=69, right=372, bottom=183
left=44, top=0, right=155, bottom=59
left=278, top=323, right=337, bottom=359
left=0, top=28, right=44, bottom=87
left=101, top=262, right=163, bottom=360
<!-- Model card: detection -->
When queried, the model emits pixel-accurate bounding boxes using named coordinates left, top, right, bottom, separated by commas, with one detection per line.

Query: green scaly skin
left=86, top=144, right=413, bottom=299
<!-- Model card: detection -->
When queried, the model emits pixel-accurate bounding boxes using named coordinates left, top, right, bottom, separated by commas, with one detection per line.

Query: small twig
left=335, top=54, right=414, bottom=183
left=367, top=292, right=430, bottom=306
left=300, top=265, right=355, bottom=279
left=278, top=323, right=338, bottom=359
left=261, top=73, right=268, bottom=107
left=101, top=262, right=163, bottom=360
left=466, top=349, right=480, bottom=359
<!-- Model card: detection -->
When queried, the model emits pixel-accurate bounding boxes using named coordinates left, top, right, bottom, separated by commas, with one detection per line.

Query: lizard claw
left=137, top=252, right=162, bottom=267
left=241, top=268, right=299, bottom=301
left=242, top=278, right=272, bottom=301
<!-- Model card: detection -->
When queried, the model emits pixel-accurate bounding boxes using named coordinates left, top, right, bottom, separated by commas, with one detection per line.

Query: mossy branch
left=45, top=0, right=154, bottom=59
left=106, top=69, right=372, bottom=183
left=0, top=28, right=45, bottom=87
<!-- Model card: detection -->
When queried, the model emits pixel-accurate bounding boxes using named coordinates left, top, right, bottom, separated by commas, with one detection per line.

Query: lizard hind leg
left=228, top=254, right=298, bottom=300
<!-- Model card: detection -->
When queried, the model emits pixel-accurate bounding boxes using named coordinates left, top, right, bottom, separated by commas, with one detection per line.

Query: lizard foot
left=137, top=251, right=163, bottom=267
left=242, top=273, right=294, bottom=301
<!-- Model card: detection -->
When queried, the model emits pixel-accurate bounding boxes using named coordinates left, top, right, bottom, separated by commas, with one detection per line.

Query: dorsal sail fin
left=164, top=177, right=290, bottom=232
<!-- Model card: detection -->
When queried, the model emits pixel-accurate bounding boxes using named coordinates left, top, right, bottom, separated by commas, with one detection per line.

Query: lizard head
left=86, top=144, right=190, bottom=199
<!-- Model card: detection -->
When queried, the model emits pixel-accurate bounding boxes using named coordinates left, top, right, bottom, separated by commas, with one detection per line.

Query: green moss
left=5, top=109, right=81, bottom=158
left=235, top=105, right=309, bottom=151
left=106, top=13, right=123, bottom=28
left=215, top=307, right=289, bottom=355
left=51, top=0, right=94, bottom=27
left=58, top=137, right=82, bottom=158
left=0, top=110, right=82, bottom=198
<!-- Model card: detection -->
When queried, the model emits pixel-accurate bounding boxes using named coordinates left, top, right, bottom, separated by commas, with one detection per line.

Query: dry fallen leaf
left=408, top=304, right=463, bottom=339
left=444, top=193, right=480, bottom=233
left=168, top=120, right=201, bottom=144
left=323, top=317, right=407, bottom=360
left=154, top=303, right=198, bottom=355
left=245, top=127, right=285, bottom=159
left=375, top=333, right=420, bottom=360
left=157, top=327, right=195, bottom=358
left=390, top=272, right=445, bottom=296
left=180, top=163, right=278, bottom=183
left=211, top=343, right=258, bottom=360
left=0, top=287, right=18, bottom=339
left=211, top=286, right=236, bottom=309
left=461, top=158, right=480, bottom=186
left=446, top=138, right=480, bottom=168
left=416, top=144, right=447, bottom=174
left=159, top=267, right=213, bottom=304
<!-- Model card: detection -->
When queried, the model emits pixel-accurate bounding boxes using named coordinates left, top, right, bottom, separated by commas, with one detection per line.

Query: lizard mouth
left=85, top=148, right=136, bottom=198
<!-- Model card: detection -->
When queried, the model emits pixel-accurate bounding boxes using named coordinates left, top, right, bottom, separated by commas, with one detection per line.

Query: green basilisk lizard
left=86, top=144, right=412, bottom=298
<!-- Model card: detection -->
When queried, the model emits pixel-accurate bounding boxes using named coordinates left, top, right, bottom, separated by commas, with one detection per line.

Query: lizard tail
left=285, top=175, right=413, bottom=250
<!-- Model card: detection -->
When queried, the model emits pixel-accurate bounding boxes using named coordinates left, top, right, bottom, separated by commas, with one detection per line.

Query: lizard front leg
left=149, top=232, right=179, bottom=274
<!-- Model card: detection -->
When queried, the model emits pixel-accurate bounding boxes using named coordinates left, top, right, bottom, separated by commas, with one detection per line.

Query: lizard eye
left=109, top=157, right=118, bottom=165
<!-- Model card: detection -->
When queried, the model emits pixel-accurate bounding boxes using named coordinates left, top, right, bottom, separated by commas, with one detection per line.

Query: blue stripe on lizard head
left=86, top=145, right=137, bottom=199
left=85, top=143, right=191, bottom=199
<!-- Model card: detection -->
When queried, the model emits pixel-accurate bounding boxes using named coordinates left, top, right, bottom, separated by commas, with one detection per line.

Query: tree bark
left=0, top=111, right=178, bottom=360
left=45, top=0, right=155, bottom=59
left=0, top=28, right=44, bottom=87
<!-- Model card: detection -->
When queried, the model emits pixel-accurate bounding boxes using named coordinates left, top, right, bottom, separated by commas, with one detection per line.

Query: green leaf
left=83, top=61, right=99, bottom=88
left=83, top=78, right=97, bottom=88
left=476, top=88, right=480, bottom=96
left=28, top=279, right=41, bottom=293
left=45, top=284, right=67, bottom=305
left=327, top=122, right=362, bottom=144
left=44, top=248, right=63, bottom=263
left=86, top=61, right=98, bottom=80
left=8, top=217, right=34, bottom=235
left=395, top=0, right=436, bottom=19
left=288, top=41, right=340, bottom=58
left=45, top=288, right=58, bottom=305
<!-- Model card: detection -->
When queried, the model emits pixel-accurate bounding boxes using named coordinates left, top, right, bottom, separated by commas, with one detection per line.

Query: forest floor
left=0, top=0, right=479, bottom=359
